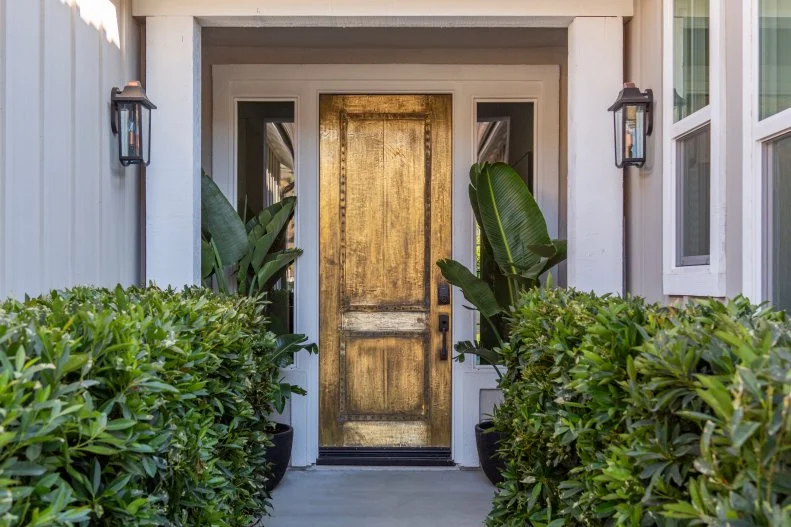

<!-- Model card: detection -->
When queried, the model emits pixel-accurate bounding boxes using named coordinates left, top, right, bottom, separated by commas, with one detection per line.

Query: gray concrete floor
left=266, top=468, right=495, bottom=527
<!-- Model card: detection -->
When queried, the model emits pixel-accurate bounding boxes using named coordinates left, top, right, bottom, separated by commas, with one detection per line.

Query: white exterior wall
left=145, top=16, right=202, bottom=288
left=625, top=0, right=745, bottom=301
left=567, top=17, right=624, bottom=294
left=0, top=0, right=141, bottom=299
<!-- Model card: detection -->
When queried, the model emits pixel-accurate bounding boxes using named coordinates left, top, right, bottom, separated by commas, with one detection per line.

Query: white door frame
left=213, top=64, right=560, bottom=467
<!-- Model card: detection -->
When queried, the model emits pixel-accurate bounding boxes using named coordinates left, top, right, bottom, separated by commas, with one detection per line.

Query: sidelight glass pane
left=237, top=101, right=296, bottom=335
left=768, top=133, right=791, bottom=313
left=474, top=102, right=534, bottom=362
left=674, top=0, right=710, bottom=122
left=760, top=0, right=791, bottom=120
left=676, top=125, right=711, bottom=266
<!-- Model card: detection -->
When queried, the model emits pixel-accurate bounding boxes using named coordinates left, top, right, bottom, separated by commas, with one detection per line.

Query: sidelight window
left=237, top=101, right=297, bottom=333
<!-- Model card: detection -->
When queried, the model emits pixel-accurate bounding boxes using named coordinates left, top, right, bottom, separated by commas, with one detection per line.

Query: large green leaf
left=237, top=197, right=298, bottom=294
left=522, top=239, right=568, bottom=281
left=210, top=238, right=230, bottom=293
left=201, top=173, right=248, bottom=266
left=200, top=239, right=214, bottom=279
left=272, top=333, right=319, bottom=367
left=250, top=249, right=303, bottom=294
left=454, top=341, right=503, bottom=378
left=476, top=163, right=551, bottom=278
left=437, top=259, right=504, bottom=319
left=250, top=198, right=296, bottom=268
left=539, top=239, right=568, bottom=277
left=471, top=163, right=512, bottom=322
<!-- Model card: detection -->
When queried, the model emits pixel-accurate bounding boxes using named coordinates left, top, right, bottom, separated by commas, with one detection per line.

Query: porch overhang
left=132, top=0, right=633, bottom=26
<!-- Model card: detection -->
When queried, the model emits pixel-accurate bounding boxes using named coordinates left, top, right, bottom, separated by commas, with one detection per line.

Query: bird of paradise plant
left=437, top=162, right=566, bottom=373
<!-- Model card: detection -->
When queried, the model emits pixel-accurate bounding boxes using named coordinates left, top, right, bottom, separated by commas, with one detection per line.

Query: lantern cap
left=111, top=81, right=157, bottom=110
left=608, top=82, right=653, bottom=111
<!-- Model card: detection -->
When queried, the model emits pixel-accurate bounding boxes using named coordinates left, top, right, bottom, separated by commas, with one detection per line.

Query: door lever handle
left=438, top=314, right=450, bottom=361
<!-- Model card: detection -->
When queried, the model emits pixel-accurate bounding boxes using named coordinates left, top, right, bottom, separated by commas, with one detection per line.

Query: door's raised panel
left=342, top=335, right=426, bottom=417
left=381, top=118, right=428, bottom=307
left=342, top=422, right=429, bottom=448
left=342, top=115, right=428, bottom=309
left=343, top=118, right=385, bottom=306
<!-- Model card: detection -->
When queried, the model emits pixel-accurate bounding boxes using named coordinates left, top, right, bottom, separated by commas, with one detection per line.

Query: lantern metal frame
left=608, top=84, right=654, bottom=169
left=111, top=81, right=157, bottom=167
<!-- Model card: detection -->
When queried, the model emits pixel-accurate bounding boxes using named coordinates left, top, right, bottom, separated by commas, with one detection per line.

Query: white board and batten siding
left=0, top=0, right=141, bottom=300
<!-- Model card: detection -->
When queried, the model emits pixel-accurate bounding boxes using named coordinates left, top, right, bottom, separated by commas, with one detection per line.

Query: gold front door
left=319, top=94, right=452, bottom=449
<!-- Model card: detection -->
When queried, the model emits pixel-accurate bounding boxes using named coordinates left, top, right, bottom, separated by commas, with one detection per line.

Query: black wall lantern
left=111, top=81, right=157, bottom=167
left=608, top=82, right=653, bottom=168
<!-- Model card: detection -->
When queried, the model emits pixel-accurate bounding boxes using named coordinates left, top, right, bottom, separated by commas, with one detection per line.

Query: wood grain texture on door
left=319, top=94, right=452, bottom=448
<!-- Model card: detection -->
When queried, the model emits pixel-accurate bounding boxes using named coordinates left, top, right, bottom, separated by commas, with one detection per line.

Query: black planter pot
left=264, top=423, right=293, bottom=492
left=475, top=420, right=505, bottom=486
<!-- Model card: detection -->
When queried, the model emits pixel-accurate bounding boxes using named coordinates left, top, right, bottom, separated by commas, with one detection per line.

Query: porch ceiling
left=132, top=0, right=633, bottom=25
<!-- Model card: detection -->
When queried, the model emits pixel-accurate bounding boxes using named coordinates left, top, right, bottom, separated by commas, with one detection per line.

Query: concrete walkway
left=266, top=468, right=495, bottom=527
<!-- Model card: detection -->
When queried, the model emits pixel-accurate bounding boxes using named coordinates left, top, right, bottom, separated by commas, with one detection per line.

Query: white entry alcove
left=212, top=64, right=560, bottom=467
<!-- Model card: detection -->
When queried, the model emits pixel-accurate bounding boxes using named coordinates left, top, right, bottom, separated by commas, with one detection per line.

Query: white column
left=145, top=17, right=201, bottom=287
left=567, top=17, right=624, bottom=294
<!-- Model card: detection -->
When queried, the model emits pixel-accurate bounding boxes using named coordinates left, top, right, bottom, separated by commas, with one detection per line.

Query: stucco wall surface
left=0, top=0, right=141, bottom=299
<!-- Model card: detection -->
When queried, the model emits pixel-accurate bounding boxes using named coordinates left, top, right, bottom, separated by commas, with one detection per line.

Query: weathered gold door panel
left=319, top=95, right=452, bottom=449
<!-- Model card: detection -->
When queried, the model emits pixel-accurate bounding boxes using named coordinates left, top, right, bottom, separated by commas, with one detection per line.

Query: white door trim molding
left=213, top=64, right=560, bottom=467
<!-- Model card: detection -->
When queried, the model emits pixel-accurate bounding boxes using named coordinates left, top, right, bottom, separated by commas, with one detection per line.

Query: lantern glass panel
left=614, top=107, right=624, bottom=167
left=118, top=102, right=142, bottom=163
left=142, top=105, right=151, bottom=165
left=625, top=104, right=646, bottom=162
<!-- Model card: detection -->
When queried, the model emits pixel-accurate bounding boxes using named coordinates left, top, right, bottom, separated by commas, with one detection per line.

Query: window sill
left=664, top=266, right=726, bottom=297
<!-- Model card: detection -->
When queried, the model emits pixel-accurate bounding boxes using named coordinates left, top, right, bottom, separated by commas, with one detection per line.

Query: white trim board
left=213, top=64, right=560, bottom=467
left=134, top=0, right=632, bottom=19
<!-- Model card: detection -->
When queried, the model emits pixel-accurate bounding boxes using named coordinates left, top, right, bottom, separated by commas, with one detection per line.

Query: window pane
left=676, top=125, right=711, bottom=266
left=769, top=133, right=791, bottom=312
left=760, top=0, right=791, bottom=120
left=674, top=0, right=710, bottom=122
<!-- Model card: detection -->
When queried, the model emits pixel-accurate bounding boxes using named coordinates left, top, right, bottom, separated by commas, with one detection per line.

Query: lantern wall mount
left=111, top=81, right=157, bottom=167
left=608, top=82, right=654, bottom=169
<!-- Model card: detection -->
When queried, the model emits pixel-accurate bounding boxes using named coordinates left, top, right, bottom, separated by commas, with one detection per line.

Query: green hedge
left=490, top=288, right=791, bottom=526
left=0, top=286, right=279, bottom=527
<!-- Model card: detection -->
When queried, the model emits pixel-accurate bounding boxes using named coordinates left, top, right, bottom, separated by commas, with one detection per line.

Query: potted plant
left=437, top=162, right=566, bottom=485
left=201, top=172, right=317, bottom=491
left=262, top=333, right=316, bottom=491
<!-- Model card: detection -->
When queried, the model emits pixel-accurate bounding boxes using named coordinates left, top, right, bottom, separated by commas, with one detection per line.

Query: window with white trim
left=663, top=0, right=725, bottom=296
left=744, top=0, right=791, bottom=312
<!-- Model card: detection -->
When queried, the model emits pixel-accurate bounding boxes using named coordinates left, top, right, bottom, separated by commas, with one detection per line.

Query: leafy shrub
left=490, top=288, right=791, bottom=526
left=0, top=286, right=279, bottom=526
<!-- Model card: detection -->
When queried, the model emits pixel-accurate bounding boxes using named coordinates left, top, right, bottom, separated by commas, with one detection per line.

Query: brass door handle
left=438, top=314, right=450, bottom=360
